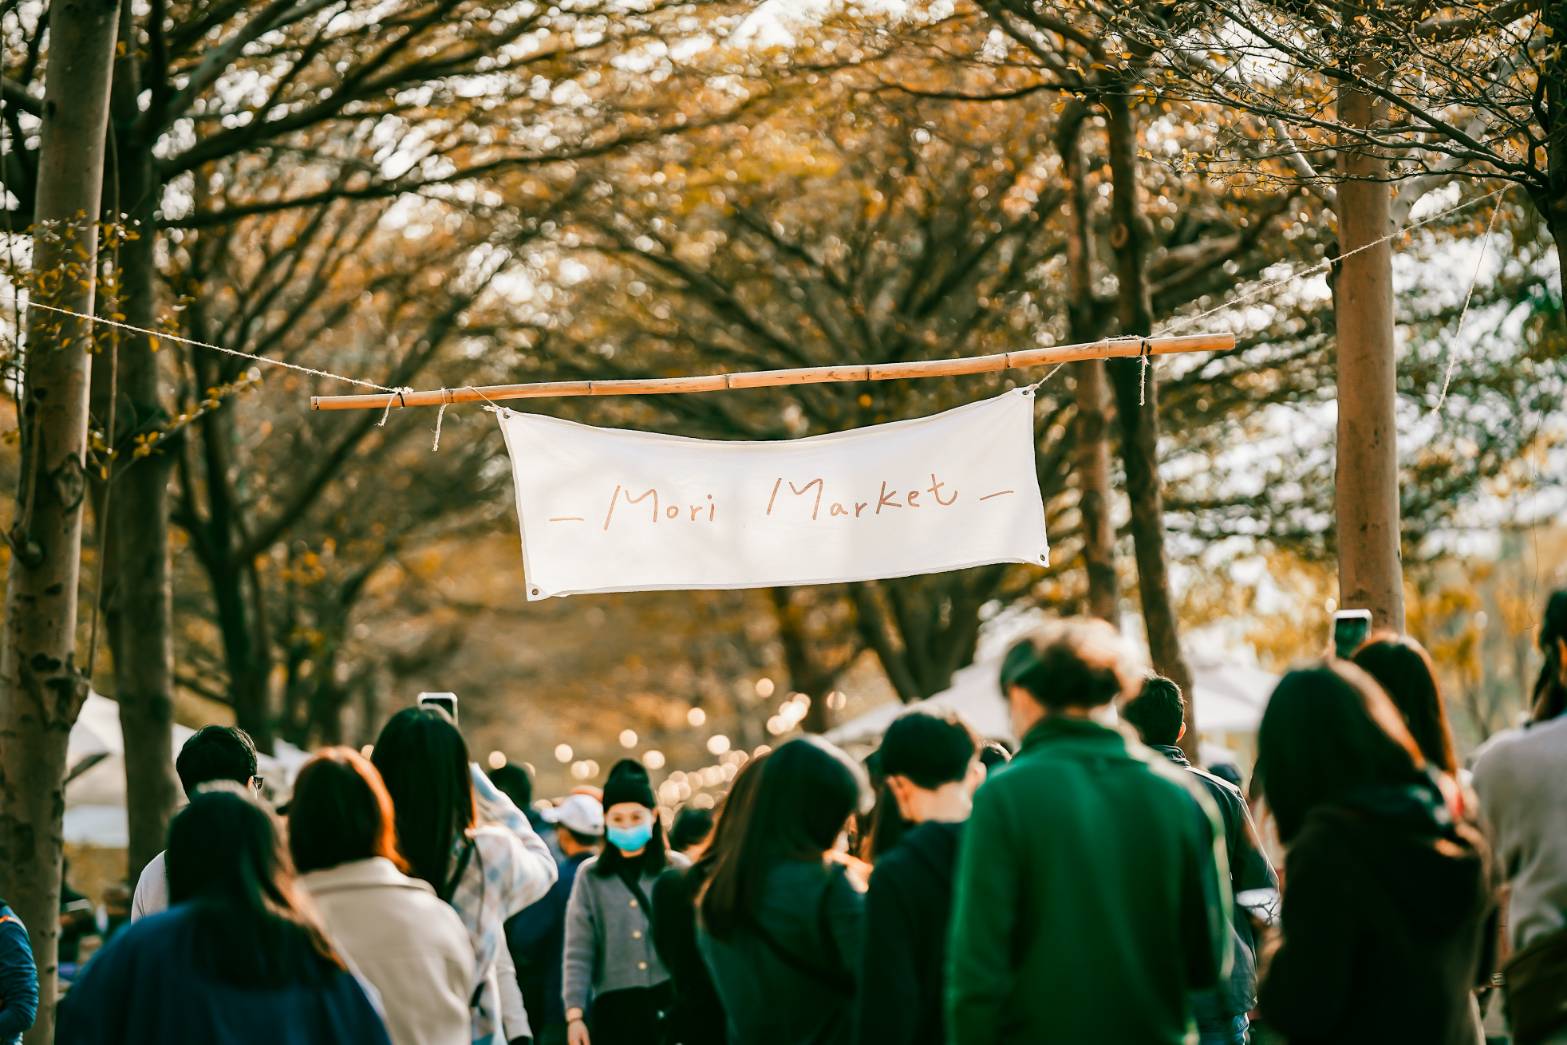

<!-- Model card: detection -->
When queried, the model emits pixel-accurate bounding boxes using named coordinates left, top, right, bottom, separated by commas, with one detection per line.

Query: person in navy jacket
left=0, top=898, right=36, bottom=1045
left=56, top=783, right=390, bottom=1045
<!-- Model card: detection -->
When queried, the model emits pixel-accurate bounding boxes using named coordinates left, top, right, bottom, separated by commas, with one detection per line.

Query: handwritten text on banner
left=496, top=389, right=1049, bottom=600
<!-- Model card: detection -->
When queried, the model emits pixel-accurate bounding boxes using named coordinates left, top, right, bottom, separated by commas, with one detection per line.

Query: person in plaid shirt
left=373, top=707, right=557, bottom=1045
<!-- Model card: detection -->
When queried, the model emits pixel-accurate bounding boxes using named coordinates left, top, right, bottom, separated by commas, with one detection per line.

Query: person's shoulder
left=1282, top=811, right=1362, bottom=876
left=414, top=889, right=475, bottom=955
left=136, top=849, right=167, bottom=880
left=867, top=844, right=919, bottom=894
left=573, top=853, right=603, bottom=880
left=132, top=851, right=167, bottom=897
left=1186, top=765, right=1246, bottom=813
left=1476, top=718, right=1567, bottom=773
left=652, top=864, right=689, bottom=895
left=1471, top=725, right=1526, bottom=769
left=666, top=850, right=692, bottom=871
left=90, top=905, right=195, bottom=970
left=0, top=905, right=27, bottom=946
left=472, top=823, right=531, bottom=866
left=1137, top=750, right=1212, bottom=802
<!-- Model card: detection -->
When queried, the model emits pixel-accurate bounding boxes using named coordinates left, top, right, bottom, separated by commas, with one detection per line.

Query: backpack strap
left=621, top=871, right=656, bottom=921
left=440, top=837, right=477, bottom=905
left=439, top=838, right=489, bottom=1010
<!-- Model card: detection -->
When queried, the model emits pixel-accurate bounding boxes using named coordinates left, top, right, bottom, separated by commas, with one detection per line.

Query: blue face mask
left=607, top=822, right=654, bottom=853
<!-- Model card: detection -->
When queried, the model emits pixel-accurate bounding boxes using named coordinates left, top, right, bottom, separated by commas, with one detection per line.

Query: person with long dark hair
left=1256, top=662, right=1495, bottom=1044
left=1472, top=589, right=1567, bottom=1045
left=855, top=712, right=981, bottom=1045
left=563, top=760, right=686, bottom=1045
left=1351, top=633, right=1459, bottom=776
left=0, top=896, right=36, bottom=1045
left=56, top=784, right=390, bottom=1044
left=696, top=737, right=870, bottom=1045
left=372, top=707, right=557, bottom=1045
left=651, top=753, right=769, bottom=1045
left=290, top=747, right=476, bottom=1045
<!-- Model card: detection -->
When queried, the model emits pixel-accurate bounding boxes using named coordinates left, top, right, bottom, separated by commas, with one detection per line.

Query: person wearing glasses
left=131, top=725, right=263, bottom=921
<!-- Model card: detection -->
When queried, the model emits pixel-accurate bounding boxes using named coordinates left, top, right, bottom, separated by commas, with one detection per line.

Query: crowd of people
left=0, top=587, right=1564, bottom=1045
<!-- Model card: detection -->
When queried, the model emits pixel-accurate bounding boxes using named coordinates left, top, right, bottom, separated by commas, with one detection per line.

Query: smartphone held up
left=418, top=691, right=459, bottom=723
left=1331, top=609, right=1372, bottom=660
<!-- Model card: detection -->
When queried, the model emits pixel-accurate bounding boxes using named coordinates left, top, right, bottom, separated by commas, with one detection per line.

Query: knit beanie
left=602, top=758, right=655, bottom=809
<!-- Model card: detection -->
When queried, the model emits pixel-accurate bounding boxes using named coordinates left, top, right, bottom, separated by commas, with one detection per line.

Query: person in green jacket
left=945, top=618, right=1232, bottom=1045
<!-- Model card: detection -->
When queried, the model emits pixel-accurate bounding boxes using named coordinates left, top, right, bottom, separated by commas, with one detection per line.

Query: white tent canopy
left=65, top=693, right=310, bottom=848
left=825, top=655, right=1278, bottom=757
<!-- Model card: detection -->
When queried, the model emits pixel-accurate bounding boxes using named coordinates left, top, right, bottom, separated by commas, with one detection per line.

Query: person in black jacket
left=856, top=712, right=982, bottom=1045
left=1255, top=662, right=1496, bottom=1045
left=1124, top=676, right=1278, bottom=1045
left=696, top=737, right=871, bottom=1045
left=651, top=755, right=768, bottom=1045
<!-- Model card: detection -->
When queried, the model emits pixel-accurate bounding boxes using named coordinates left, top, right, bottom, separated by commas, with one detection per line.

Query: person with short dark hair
left=855, top=712, right=981, bottom=1045
left=0, top=896, right=37, bottom=1045
left=372, top=707, right=557, bottom=1045
left=1256, top=662, right=1495, bottom=1044
left=697, top=737, right=871, bottom=1045
left=506, top=793, right=603, bottom=1045
left=56, top=784, right=390, bottom=1044
left=1472, top=589, right=1567, bottom=1045
left=563, top=760, right=686, bottom=1045
left=291, top=748, right=475, bottom=1045
left=668, top=807, right=715, bottom=861
left=946, top=619, right=1231, bottom=1045
left=491, top=763, right=554, bottom=844
left=1123, top=676, right=1278, bottom=1045
left=131, top=725, right=261, bottom=922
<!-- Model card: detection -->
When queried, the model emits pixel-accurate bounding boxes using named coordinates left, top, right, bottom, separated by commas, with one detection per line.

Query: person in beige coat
left=290, top=748, right=475, bottom=1045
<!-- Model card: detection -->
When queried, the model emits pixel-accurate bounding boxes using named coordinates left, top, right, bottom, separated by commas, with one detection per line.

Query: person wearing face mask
left=855, top=712, right=983, bottom=1045
left=563, top=760, right=688, bottom=1045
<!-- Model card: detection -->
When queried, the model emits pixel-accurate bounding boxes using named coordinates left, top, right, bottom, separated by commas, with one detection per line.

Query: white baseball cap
left=544, top=792, right=605, bottom=837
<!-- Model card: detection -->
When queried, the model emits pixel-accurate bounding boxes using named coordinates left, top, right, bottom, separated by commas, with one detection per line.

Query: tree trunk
left=0, top=3, right=120, bottom=1041
left=102, top=12, right=180, bottom=881
left=1055, top=102, right=1118, bottom=622
left=1103, top=89, right=1199, bottom=761
left=190, top=348, right=276, bottom=749
left=770, top=588, right=837, bottom=733
left=1333, top=66, right=1406, bottom=632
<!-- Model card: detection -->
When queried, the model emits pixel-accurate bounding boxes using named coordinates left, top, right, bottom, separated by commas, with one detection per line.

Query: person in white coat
left=372, top=707, right=557, bottom=1045
left=290, top=748, right=476, bottom=1045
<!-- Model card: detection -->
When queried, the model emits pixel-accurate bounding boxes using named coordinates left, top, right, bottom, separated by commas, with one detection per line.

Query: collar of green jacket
left=1018, top=714, right=1129, bottom=754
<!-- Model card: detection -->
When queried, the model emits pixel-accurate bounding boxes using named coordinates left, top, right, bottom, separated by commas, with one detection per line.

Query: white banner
left=496, top=389, right=1048, bottom=600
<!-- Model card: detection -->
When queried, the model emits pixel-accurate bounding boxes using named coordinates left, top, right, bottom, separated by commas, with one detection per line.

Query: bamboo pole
left=310, top=332, right=1236, bottom=412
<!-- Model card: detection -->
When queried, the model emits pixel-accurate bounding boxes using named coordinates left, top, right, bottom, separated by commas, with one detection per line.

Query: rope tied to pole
left=1138, top=336, right=1151, bottom=407
left=379, top=387, right=413, bottom=427
left=432, top=399, right=450, bottom=451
